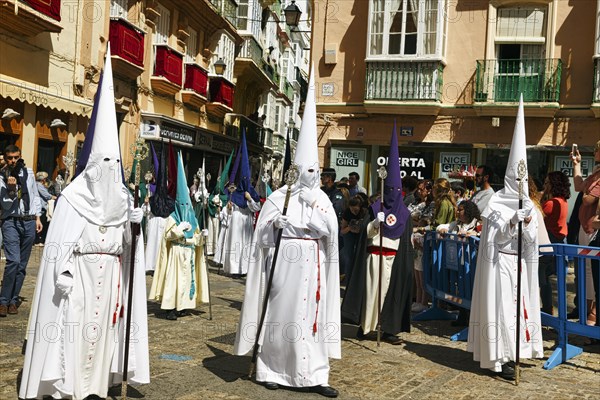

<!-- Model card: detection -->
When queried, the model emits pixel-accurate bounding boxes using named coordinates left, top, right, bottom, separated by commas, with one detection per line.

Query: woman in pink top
left=572, top=141, right=600, bottom=325
left=539, top=171, right=570, bottom=314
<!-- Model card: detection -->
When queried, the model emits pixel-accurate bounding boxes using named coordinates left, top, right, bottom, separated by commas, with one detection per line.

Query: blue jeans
left=0, top=219, right=36, bottom=306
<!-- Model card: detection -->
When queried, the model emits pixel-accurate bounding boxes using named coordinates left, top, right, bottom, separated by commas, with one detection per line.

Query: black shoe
left=499, top=362, right=515, bottom=380
left=567, top=309, right=579, bottom=319
left=165, top=309, right=178, bottom=320
left=263, top=382, right=279, bottom=390
left=309, top=385, right=339, bottom=398
left=356, top=328, right=366, bottom=341
left=382, top=333, right=403, bottom=345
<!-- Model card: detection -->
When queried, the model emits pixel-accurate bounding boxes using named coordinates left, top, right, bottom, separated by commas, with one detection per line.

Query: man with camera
left=0, top=145, right=42, bottom=317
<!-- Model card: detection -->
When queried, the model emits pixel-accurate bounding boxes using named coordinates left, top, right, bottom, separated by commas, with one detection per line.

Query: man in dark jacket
left=320, top=167, right=344, bottom=221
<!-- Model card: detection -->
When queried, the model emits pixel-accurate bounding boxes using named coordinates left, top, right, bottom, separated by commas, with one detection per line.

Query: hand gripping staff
left=515, top=159, right=526, bottom=386
left=248, top=163, right=299, bottom=378
left=122, top=137, right=149, bottom=399
left=376, top=166, right=387, bottom=348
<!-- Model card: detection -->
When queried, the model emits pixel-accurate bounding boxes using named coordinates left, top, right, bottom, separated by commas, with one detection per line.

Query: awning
left=0, top=75, right=93, bottom=117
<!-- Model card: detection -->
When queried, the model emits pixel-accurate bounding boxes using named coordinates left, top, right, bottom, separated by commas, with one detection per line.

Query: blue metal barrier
left=539, top=243, right=600, bottom=370
left=416, top=231, right=600, bottom=369
left=413, top=231, right=479, bottom=341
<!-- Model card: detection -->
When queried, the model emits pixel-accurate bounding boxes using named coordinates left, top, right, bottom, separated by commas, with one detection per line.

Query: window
left=211, top=32, right=236, bottom=82
left=186, top=27, right=198, bottom=63
left=153, top=3, right=170, bottom=45
left=110, top=0, right=128, bottom=18
left=237, top=0, right=249, bottom=31
left=494, top=7, right=547, bottom=100
left=368, top=0, right=447, bottom=58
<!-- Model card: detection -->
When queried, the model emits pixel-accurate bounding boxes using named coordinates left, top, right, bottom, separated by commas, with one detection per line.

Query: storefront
left=329, top=142, right=593, bottom=197
left=140, top=113, right=240, bottom=191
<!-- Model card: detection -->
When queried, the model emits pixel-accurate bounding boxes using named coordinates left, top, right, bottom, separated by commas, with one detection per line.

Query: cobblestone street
left=1, top=247, right=599, bottom=399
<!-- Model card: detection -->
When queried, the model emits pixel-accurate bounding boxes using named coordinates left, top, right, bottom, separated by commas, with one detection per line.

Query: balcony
left=206, top=76, right=234, bottom=118
left=224, top=114, right=265, bottom=148
left=0, top=0, right=62, bottom=36
left=209, top=0, right=237, bottom=27
left=593, top=58, right=600, bottom=118
left=181, top=63, right=209, bottom=109
left=234, top=36, right=275, bottom=90
left=262, top=63, right=281, bottom=87
left=151, top=45, right=183, bottom=97
left=364, top=60, right=443, bottom=115
left=109, top=18, right=145, bottom=79
left=297, top=68, right=308, bottom=103
left=474, top=58, right=562, bottom=117
left=280, top=79, right=294, bottom=102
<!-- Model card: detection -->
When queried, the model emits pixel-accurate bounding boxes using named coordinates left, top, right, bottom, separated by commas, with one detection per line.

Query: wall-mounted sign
left=160, top=121, right=195, bottom=145
left=322, top=83, right=334, bottom=97
left=554, top=156, right=595, bottom=178
left=140, top=119, right=160, bottom=139
left=212, top=137, right=236, bottom=154
left=439, top=152, right=471, bottom=179
left=376, top=151, right=434, bottom=179
left=399, top=126, right=413, bottom=137
left=330, top=147, right=367, bottom=183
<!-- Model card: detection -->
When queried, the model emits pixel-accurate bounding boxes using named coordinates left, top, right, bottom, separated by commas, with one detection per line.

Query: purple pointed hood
left=231, top=129, right=260, bottom=208
left=370, top=123, right=410, bottom=239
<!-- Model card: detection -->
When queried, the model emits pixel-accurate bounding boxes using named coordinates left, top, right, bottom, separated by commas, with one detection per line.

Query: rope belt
left=72, top=252, right=124, bottom=325
left=174, top=242, right=196, bottom=299
left=367, top=246, right=397, bottom=256
left=498, top=250, right=518, bottom=255
left=282, top=236, right=321, bottom=334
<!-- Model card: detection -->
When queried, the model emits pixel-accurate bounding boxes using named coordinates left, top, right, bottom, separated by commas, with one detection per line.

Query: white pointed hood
left=290, top=64, right=320, bottom=191
left=482, top=95, right=533, bottom=218
left=61, top=46, right=130, bottom=226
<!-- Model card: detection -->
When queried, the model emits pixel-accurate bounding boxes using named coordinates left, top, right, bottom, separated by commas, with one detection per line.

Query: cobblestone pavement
left=1, top=247, right=599, bottom=399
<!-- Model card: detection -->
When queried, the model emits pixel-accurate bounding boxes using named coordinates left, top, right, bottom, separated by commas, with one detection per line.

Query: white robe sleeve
left=247, top=198, right=262, bottom=212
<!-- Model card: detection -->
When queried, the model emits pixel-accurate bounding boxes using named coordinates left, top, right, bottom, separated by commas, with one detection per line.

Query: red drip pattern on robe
left=523, top=295, right=531, bottom=342
left=113, top=256, right=122, bottom=325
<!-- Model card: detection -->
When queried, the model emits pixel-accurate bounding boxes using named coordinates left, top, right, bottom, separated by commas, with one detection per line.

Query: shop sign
left=160, top=121, right=195, bottom=145
left=439, top=152, right=471, bottom=179
left=196, top=131, right=213, bottom=149
left=554, top=156, right=595, bottom=178
left=140, top=119, right=159, bottom=139
left=212, top=137, right=236, bottom=154
left=330, top=147, right=367, bottom=182
left=377, top=152, right=434, bottom=179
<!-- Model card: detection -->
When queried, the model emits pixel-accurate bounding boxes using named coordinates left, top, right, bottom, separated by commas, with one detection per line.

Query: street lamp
left=213, top=58, right=226, bottom=75
left=283, top=1, right=302, bottom=28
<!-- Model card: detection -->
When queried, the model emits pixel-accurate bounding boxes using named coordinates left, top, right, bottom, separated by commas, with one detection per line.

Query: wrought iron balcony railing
left=184, top=63, right=208, bottom=96
left=238, top=36, right=264, bottom=68
left=153, top=45, right=183, bottom=86
left=23, top=0, right=61, bottom=21
left=365, top=60, right=444, bottom=101
left=475, top=58, right=562, bottom=103
left=209, top=0, right=238, bottom=26
left=109, top=18, right=145, bottom=68
left=209, top=76, right=235, bottom=108
left=224, top=114, right=265, bottom=147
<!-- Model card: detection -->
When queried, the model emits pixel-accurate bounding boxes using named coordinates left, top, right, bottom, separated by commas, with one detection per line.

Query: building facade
left=311, top=0, right=600, bottom=193
left=0, top=0, right=310, bottom=187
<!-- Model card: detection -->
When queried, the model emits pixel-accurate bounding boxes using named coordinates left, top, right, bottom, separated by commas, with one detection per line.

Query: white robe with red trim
left=233, top=187, right=341, bottom=387
left=467, top=207, right=544, bottom=372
